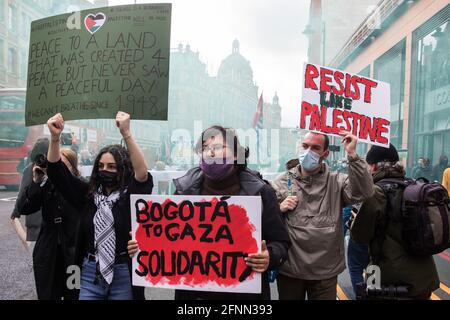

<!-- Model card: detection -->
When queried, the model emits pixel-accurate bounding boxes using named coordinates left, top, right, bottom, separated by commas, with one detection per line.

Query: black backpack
left=376, top=178, right=450, bottom=257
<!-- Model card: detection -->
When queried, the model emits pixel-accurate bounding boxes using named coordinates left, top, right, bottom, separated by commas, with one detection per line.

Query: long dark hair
left=88, top=144, right=134, bottom=198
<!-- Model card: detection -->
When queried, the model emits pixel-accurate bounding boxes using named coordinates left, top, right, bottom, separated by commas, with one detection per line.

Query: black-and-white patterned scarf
left=93, top=188, right=121, bottom=284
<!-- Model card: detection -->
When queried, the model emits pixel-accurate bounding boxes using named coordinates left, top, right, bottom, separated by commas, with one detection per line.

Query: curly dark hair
left=88, top=144, right=134, bottom=198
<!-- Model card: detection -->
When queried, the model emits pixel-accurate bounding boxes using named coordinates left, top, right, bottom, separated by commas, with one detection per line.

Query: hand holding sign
left=280, top=196, right=299, bottom=213
left=131, top=195, right=262, bottom=293
left=299, top=63, right=391, bottom=147
left=47, top=113, right=65, bottom=139
left=25, top=4, right=171, bottom=126
left=339, top=130, right=358, bottom=158
left=245, top=240, right=269, bottom=273
left=128, top=231, right=139, bottom=258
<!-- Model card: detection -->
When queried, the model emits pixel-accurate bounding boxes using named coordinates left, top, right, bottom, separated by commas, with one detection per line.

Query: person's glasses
left=202, top=144, right=228, bottom=153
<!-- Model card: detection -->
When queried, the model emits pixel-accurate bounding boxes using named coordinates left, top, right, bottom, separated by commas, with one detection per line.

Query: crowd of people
left=412, top=155, right=449, bottom=183
left=9, top=112, right=449, bottom=300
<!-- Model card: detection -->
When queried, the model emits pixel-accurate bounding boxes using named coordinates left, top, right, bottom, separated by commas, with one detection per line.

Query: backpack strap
left=376, top=178, right=411, bottom=221
left=376, top=178, right=412, bottom=189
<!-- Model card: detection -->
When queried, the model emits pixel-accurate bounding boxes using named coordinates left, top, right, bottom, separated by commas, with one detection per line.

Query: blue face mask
left=298, top=149, right=321, bottom=172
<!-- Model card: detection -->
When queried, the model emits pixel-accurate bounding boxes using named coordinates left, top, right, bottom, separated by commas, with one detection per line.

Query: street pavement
left=0, top=190, right=448, bottom=300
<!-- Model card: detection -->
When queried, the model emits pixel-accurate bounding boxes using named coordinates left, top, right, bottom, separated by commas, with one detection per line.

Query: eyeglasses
left=202, top=144, right=229, bottom=153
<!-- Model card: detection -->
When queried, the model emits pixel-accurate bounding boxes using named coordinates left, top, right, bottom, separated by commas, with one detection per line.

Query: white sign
left=300, top=62, right=391, bottom=147
left=130, top=195, right=262, bottom=293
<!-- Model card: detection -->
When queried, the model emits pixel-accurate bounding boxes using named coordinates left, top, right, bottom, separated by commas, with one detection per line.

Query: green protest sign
left=25, top=3, right=171, bottom=126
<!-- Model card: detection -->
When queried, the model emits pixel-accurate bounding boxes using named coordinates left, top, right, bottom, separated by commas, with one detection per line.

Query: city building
left=329, top=0, right=449, bottom=176
left=0, top=0, right=106, bottom=88
left=303, top=0, right=380, bottom=161
left=1, top=0, right=296, bottom=171
left=165, top=40, right=302, bottom=170
left=304, top=0, right=379, bottom=65
left=165, top=40, right=260, bottom=167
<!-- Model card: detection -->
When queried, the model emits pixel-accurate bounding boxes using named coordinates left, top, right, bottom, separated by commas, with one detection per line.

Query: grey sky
left=109, top=0, right=311, bottom=127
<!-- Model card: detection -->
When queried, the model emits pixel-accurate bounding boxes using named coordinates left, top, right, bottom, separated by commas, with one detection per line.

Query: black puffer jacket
left=173, top=166, right=291, bottom=300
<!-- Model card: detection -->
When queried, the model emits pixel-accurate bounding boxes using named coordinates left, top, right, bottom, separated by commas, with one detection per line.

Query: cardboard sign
left=130, top=195, right=262, bottom=293
left=300, top=63, right=391, bottom=147
left=25, top=3, right=171, bottom=126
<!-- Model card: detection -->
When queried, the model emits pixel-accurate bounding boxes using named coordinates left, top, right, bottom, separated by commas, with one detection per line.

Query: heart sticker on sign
left=84, top=13, right=106, bottom=34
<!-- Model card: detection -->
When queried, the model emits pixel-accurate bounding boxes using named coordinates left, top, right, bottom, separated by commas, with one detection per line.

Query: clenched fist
left=116, top=111, right=131, bottom=138
left=47, top=113, right=64, bottom=139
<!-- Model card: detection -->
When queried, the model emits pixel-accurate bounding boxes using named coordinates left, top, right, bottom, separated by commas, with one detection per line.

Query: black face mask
left=97, top=170, right=118, bottom=188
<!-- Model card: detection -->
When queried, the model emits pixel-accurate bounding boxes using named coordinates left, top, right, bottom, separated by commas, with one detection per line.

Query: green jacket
left=350, top=167, right=440, bottom=297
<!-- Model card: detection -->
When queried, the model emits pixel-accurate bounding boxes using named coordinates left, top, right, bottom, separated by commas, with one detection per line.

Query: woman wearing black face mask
left=128, top=125, right=291, bottom=300
left=45, top=112, right=153, bottom=300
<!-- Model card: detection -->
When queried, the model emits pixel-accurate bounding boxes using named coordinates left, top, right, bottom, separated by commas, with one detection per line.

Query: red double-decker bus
left=0, top=88, right=108, bottom=189
left=0, top=88, right=45, bottom=190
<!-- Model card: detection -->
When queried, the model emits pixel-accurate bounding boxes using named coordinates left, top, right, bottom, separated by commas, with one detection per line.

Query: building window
left=8, top=4, right=16, bottom=31
left=21, top=13, right=29, bottom=36
left=0, top=0, right=4, bottom=22
left=20, top=50, right=27, bottom=79
left=410, top=5, right=450, bottom=175
left=0, top=38, right=4, bottom=66
left=8, top=47, right=17, bottom=74
left=374, top=39, right=406, bottom=153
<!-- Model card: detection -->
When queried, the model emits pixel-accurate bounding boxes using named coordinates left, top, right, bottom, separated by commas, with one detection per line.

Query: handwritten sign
left=300, top=63, right=391, bottom=147
left=131, top=195, right=262, bottom=293
left=25, top=3, right=171, bottom=126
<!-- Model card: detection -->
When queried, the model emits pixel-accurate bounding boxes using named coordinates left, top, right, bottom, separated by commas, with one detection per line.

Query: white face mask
left=298, top=149, right=321, bottom=172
